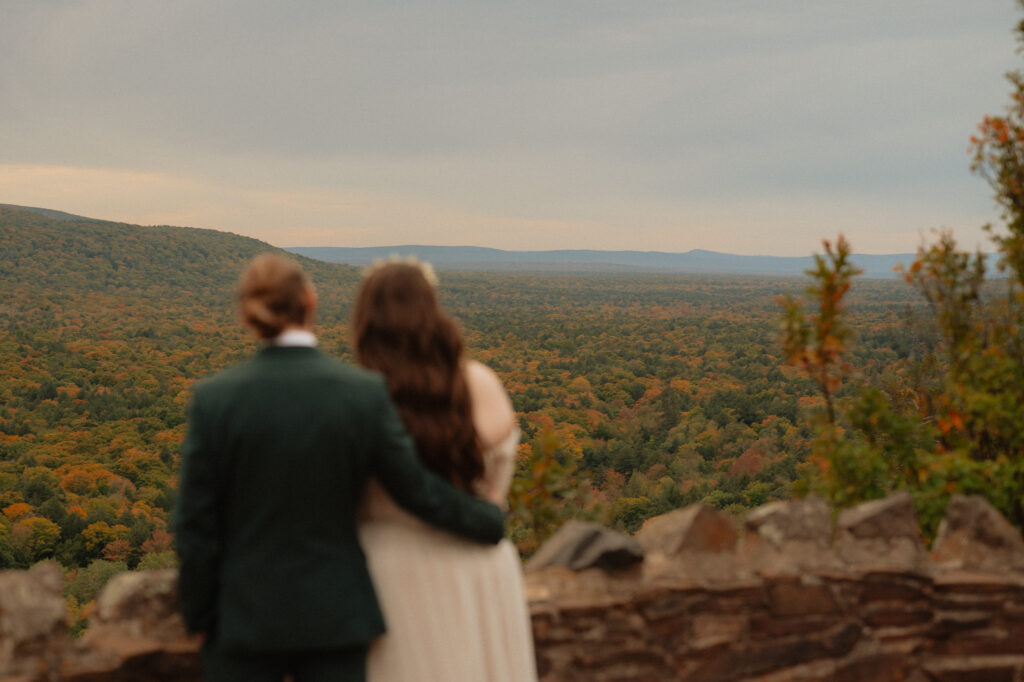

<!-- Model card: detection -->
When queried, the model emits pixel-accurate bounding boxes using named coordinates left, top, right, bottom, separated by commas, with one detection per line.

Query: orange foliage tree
left=784, top=2, right=1024, bottom=531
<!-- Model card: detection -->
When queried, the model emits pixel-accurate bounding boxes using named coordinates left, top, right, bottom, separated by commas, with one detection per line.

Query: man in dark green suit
left=174, top=255, right=505, bottom=681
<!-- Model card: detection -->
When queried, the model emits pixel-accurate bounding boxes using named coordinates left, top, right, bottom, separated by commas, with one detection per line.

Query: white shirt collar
left=271, top=329, right=318, bottom=347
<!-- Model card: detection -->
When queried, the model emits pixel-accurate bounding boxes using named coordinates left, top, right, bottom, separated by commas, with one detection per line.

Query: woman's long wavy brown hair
left=352, top=262, right=483, bottom=490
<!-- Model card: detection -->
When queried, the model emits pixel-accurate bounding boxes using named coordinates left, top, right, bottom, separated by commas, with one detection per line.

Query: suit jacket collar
left=257, top=344, right=321, bottom=359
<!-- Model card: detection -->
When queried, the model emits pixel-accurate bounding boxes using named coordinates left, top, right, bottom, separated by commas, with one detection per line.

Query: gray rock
left=0, top=561, right=68, bottom=678
left=69, top=570, right=200, bottom=681
left=836, top=492, right=926, bottom=568
left=740, top=497, right=838, bottom=574
left=526, top=520, right=644, bottom=572
left=745, top=497, right=832, bottom=548
left=636, top=504, right=738, bottom=556
left=838, top=492, right=921, bottom=541
left=90, top=569, right=184, bottom=637
left=931, top=494, right=1024, bottom=571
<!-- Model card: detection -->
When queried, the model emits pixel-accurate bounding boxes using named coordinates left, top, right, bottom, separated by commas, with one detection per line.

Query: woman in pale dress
left=352, top=260, right=538, bottom=682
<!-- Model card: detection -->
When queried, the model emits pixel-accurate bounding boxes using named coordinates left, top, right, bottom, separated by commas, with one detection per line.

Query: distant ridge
left=0, top=203, right=101, bottom=222
left=0, top=204, right=914, bottom=277
left=288, top=245, right=916, bottom=279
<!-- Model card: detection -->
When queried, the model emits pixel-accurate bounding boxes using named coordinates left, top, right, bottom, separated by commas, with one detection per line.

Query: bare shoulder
left=465, top=358, right=503, bottom=392
left=465, top=359, right=517, bottom=448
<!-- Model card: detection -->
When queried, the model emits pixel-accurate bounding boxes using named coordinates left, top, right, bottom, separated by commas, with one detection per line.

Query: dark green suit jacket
left=173, top=346, right=505, bottom=653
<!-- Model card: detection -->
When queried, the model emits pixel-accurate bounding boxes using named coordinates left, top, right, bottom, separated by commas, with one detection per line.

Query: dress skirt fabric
left=358, top=516, right=536, bottom=682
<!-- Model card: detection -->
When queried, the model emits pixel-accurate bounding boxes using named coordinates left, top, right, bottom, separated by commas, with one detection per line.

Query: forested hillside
left=0, top=205, right=361, bottom=576
left=0, top=205, right=926, bottom=576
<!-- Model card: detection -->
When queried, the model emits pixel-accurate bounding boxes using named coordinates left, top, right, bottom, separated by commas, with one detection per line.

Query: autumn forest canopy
left=5, top=2, right=1024, bottom=641
left=0, top=203, right=935, bottom=577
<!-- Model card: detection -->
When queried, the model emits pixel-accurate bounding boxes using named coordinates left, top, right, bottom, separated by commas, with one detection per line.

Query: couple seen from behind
left=174, top=254, right=538, bottom=681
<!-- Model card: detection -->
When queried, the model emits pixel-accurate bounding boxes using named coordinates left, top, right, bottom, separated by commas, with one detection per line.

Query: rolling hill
left=0, top=204, right=360, bottom=569
left=0, top=204, right=359, bottom=301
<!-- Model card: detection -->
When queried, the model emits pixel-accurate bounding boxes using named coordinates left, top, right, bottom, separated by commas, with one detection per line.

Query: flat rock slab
left=745, top=497, right=832, bottom=548
left=0, top=561, right=68, bottom=679
left=636, top=504, right=738, bottom=556
left=836, top=493, right=926, bottom=568
left=932, top=495, right=1024, bottom=572
left=527, top=520, right=644, bottom=572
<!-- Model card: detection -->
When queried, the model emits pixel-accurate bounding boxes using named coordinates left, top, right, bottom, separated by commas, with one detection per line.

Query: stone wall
left=3, top=493, right=1024, bottom=681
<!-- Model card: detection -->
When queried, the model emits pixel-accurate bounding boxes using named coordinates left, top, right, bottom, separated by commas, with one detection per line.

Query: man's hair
left=237, top=254, right=312, bottom=339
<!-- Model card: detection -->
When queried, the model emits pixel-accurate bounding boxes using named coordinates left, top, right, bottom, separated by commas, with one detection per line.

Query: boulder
left=745, top=496, right=832, bottom=547
left=0, top=561, right=68, bottom=680
left=87, top=569, right=187, bottom=641
left=636, top=504, right=740, bottom=580
left=66, top=570, right=201, bottom=682
left=835, top=492, right=926, bottom=568
left=526, top=520, right=643, bottom=573
left=741, top=497, right=837, bottom=573
left=636, top=504, right=738, bottom=556
left=931, top=494, right=1024, bottom=572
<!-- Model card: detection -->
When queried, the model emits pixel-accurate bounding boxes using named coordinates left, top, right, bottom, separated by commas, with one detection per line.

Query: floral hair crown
left=364, top=254, right=440, bottom=287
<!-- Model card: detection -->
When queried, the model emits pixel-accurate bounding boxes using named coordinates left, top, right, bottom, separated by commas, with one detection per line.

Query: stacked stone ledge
left=3, top=493, right=1024, bottom=681
left=527, top=492, right=1024, bottom=681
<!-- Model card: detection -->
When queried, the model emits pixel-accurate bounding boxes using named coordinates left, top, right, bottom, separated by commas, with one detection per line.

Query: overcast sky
left=2, top=1, right=1021, bottom=255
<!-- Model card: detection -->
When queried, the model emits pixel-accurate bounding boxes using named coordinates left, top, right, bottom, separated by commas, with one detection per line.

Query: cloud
left=0, top=1, right=1018, bottom=254
left=0, top=163, right=993, bottom=256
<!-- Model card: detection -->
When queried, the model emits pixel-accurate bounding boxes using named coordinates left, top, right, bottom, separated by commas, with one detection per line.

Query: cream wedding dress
left=357, top=360, right=538, bottom=682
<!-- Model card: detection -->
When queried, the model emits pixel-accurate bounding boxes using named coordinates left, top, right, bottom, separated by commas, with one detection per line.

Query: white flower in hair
left=365, top=254, right=440, bottom=287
